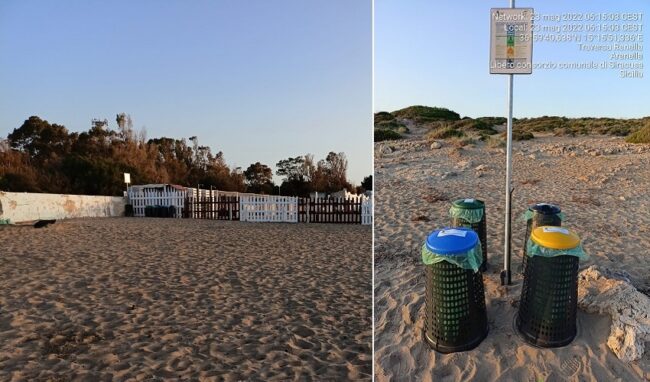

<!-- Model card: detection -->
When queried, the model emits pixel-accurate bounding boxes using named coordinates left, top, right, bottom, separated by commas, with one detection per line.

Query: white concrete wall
left=0, top=192, right=125, bottom=223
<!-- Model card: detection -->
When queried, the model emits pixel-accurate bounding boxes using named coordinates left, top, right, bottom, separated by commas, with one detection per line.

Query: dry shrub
left=486, top=136, right=506, bottom=148
left=427, top=126, right=464, bottom=141
left=448, top=136, right=476, bottom=148
left=449, top=146, right=464, bottom=159
left=626, top=122, right=650, bottom=144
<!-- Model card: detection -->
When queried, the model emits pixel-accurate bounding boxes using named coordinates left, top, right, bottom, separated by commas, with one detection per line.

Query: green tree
left=276, top=156, right=308, bottom=182
left=361, top=175, right=372, bottom=191
left=276, top=156, right=313, bottom=196
left=8, top=116, right=71, bottom=158
left=244, top=162, right=274, bottom=194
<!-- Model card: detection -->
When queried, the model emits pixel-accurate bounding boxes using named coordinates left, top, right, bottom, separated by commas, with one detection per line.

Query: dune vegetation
left=625, top=122, right=650, bottom=144
left=375, top=105, right=650, bottom=143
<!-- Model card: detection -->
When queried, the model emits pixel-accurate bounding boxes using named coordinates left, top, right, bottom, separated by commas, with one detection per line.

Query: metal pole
left=501, top=0, right=515, bottom=286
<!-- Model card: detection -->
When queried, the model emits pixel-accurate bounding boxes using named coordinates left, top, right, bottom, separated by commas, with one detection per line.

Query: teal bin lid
left=451, top=198, right=485, bottom=210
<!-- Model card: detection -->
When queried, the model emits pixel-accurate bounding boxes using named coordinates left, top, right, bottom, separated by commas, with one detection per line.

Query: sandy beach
left=374, top=132, right=650, bottom=381
left=0, top=218, right=371, bottom=381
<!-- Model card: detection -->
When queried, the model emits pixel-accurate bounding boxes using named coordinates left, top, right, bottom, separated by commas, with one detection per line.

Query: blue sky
left=375, top=0, right=649, bottom=118
left=0, top=0, right=372, bottom=184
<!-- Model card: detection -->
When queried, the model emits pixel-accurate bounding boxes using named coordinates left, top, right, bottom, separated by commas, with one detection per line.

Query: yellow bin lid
left=530, top=226, right=580, bottom=250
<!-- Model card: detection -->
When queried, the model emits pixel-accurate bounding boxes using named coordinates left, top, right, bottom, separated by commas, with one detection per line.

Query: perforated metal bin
left=449, top=199, right=487, bottom=272
left=422, top=228, right=488, bottom=353
left=516, top=226, right=585, bottom=348
left=521, top=203, right=563, bottom=273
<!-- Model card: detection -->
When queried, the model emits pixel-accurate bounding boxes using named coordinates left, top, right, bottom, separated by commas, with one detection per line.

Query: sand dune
left=374, top=134, right=650, bottom=381
left=0, top=218, right=371, bottom=381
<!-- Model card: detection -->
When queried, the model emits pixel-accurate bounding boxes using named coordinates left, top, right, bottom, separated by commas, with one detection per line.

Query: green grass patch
left=375, top=120, right=408, bottom=132
left=392, top=105, right=460, bottom=122
left=375, top=129, right=402, bottom=142
left=476, top=116, right=507, bottom=126
left=448, top=119, right=497, bottom=134
left=514, top=116, right=647, bottom=136
left=374, top=111, right=395, bottom=124
left=500, top=130, right=534, bottom=141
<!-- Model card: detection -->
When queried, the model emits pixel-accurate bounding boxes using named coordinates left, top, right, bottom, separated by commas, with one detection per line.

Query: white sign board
left=490, top=8, right=533, bottom=74
left=124, top=173, right=131, bottom=184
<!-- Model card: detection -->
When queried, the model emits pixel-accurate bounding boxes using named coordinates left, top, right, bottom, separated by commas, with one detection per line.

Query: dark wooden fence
left=183, top=195, right=240, bottom=220
left=184, top=195, right=365, bottom=224
left=298, top=197, right=363, bottom=224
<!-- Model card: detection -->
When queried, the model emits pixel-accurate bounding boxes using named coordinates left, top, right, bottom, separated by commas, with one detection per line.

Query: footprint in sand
left=293, top=325, right=315, bottom=338
left=294, top=338, right=314, bottom=350
left=560, top=355, right=581, bottom=377
left=433, top=364, right=461, bottom=381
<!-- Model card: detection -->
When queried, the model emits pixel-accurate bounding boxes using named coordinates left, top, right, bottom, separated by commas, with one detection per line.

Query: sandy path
left=374, top=134, right=650, bottom=381
left=0, top=218, right=371, bottom=381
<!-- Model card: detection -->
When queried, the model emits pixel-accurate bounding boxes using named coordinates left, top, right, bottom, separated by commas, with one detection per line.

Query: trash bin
left=422, top=227, right=488, bottom=353
left=169, top=205, right=177, bottom=218
left=520, top=203, right=564, bottom=272
left=144, top=206, right=154, bottom=217
left=449, top=199, right=487, bottom=271
left=516, top=226, right=588, bottom=348
left=125, top=204, right=134, bottom=217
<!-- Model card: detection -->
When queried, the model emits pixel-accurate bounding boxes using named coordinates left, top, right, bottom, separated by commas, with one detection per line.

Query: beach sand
left=0, top=218, right=371, bottom=381
left=374, top=133, right=650, bottom=381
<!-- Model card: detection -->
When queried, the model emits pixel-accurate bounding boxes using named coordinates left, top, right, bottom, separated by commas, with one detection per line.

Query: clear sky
left=0, top=0, right=372, bottom=184
left=375, top=0, right=649, bottom=119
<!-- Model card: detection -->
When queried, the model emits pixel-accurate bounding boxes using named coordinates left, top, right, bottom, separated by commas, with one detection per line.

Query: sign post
left=489, top=3, right=533, bottom=285
left=124, top=172, right=131, bottom=200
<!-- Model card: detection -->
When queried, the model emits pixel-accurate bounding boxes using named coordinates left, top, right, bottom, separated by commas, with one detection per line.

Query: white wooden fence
left=361, top=197, right=372, bottom=225
left=128, top=189, right=186, bottom=217
left=240, top=195, right=299, bottom=223
left=126, top=185, right=372, bottom=225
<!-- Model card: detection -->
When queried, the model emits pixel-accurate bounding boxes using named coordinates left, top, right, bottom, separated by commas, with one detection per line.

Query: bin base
left=423, top=325, right=488, bottom=354
left=515, top=314, right=576, bottom=348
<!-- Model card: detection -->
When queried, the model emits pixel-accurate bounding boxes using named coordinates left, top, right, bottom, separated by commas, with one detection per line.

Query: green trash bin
left=519, top=203, right=564, bottom=273
left=449, top=199, right=487, bottom=271
left=516, top=226, right=588, bottom=348
left=422, top=227, right=488, bottom=353
left=124, top=204, right=134, bottom=217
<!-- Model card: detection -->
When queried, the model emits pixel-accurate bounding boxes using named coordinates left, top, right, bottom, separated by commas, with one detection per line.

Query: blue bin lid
left=425, top=227, right=479, bottom=256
